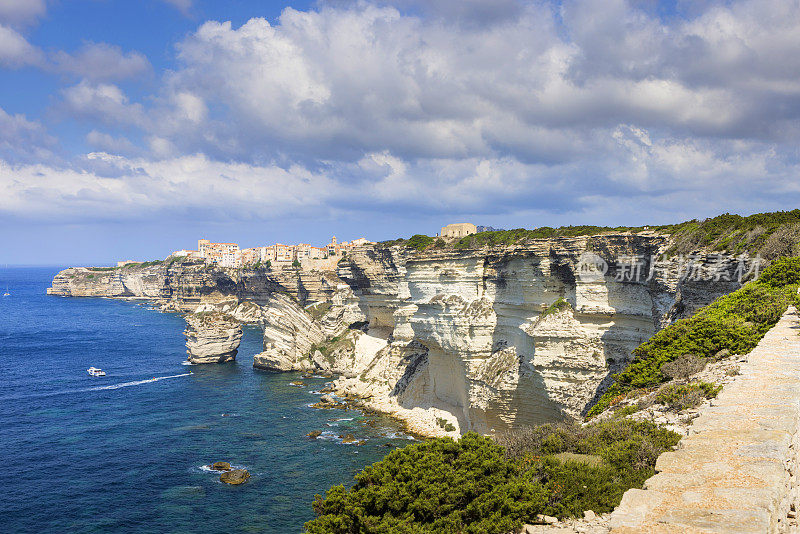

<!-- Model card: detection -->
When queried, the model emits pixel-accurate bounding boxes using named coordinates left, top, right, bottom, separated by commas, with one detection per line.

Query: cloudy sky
left=1, top=0, right=799, bottom=264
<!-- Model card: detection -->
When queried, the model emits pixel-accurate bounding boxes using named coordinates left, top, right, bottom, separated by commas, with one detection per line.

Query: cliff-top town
left=169, top=236, right=376, bottom=268
left=116, top=223, right=480, bottom=269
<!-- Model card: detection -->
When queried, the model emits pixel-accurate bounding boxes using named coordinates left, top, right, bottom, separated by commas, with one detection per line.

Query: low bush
left=306, top=421, right=680, bottom=533
left=664, top=209, right=800, bottom=257
left=165, top=255, right=186, bottom=267
left=436, top=417, right=456, bottom=432
left=405, top=234, right=436, bottom=251
left=654, top=382, right=721, bottom=412
left=759, top=256, right=800, bottom=287
left=306, top=301, right=332, bottom=321
left=660, top=353, right=706, bottom=379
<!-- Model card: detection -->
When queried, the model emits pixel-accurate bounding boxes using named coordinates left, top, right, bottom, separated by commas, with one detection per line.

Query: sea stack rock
left=184, top=312, right=242, bottom=364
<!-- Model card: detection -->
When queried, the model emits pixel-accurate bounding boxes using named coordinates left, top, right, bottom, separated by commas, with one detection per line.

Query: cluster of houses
left=161, top=223, right=481, bottom=269
left=171, top=236, right=375, bottom=268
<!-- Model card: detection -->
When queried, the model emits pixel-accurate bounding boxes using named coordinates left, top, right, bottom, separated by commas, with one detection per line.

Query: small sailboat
left=87, top=367, right=106, bottom=377
left=3, top=284, right=9, bottom=297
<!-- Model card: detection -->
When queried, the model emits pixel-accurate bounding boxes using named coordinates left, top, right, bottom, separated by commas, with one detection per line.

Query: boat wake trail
left=0, top=373, right=193, bottom=402
left=89, top=373, right=191, bottom=391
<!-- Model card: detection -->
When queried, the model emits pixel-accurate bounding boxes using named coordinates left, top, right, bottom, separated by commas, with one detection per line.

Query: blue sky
left=1, top=0, right=800, bottom=265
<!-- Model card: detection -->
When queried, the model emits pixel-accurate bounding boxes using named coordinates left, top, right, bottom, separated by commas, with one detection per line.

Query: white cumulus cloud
left=5, top=0, right=800, bottom=229
left=0, top=23, right=43, bottom=67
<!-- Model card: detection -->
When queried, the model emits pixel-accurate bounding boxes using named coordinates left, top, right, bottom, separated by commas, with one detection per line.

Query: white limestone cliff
left=327, top=238, right=749, bottom=436
left=48, top=235, right=753, bottom=437
left=184, top=312, right=243, bottom=364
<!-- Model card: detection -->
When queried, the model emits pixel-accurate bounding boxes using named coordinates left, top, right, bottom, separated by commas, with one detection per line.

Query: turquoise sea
left=0, top=267, right=414, bottom=533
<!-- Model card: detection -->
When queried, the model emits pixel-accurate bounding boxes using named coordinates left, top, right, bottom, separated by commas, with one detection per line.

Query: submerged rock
left=184, top=312, right=242, bottom=364
left=307, top=430, right=322, bottom=439
left=340, top=433, right=357, bottom=444
left=210, top=461, right=231, bottom=471
left=220, top=469, right=250, bottom=485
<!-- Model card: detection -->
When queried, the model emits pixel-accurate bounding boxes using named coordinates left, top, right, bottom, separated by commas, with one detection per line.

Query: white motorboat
left=87, top=367, right=106, bottom=377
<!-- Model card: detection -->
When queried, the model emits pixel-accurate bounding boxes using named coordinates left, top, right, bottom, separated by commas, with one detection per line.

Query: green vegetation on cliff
left=382, top=209, right=800, bottom=258
left=663, top=210, right=800, bottom=258
left=588, top=257, right=800, bottom=417
left=541, top=297, right=572, bottom=318
left=305, top=421, right=679, bottom=533
left=454, top=209, right=800, bottom=256
left=453, top=225, right=655, bottom=249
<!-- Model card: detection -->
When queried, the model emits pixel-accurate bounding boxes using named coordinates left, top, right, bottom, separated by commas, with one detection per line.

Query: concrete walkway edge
left=609, top=307, right=800, bottom=533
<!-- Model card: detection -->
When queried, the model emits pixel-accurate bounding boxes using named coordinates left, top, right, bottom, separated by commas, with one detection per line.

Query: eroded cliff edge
left=48, top=233, right=749, bottom=436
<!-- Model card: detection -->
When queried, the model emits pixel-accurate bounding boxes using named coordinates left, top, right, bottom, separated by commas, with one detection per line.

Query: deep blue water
left=0, top=267, right=414, bottom=534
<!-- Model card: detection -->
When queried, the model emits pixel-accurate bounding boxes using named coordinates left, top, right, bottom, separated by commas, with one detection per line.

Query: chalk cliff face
left=48, top=235, right=750, bottom=435
left=184, top=312, right=243, bottom=364
left=327, top=236, right=747, bottom=436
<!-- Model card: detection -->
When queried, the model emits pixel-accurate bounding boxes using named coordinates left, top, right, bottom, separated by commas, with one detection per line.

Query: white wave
left=197, top=463, right=245, bottom=473
left=181, top=360, right=195, bottom=366
left=89, top=373, right=191, bottom=391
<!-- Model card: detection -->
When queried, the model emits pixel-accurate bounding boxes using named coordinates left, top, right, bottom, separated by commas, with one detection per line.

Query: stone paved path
left=609, top=307, right=800, bottom=533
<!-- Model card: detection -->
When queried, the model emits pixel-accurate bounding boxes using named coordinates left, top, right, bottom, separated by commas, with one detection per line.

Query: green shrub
left=436, top=417, right=456, bottom=432
left=306, top=301, right=332, bottom=321
left=664, top=209, right=800, bottom=256
left=660, top=353, right=706, bottom=379
left=654, top=382, right=721, bottom=412
left=306, top=433, right=545, bottom=534
left=758, top=257, right=800, bottom=287
left=588, top=261, right=800, bottom=417
left=307, top=422, right=680, bottom=533
left=541, top=297, right=572, bottom=318
left=405, top=234, right=436, bottom=251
